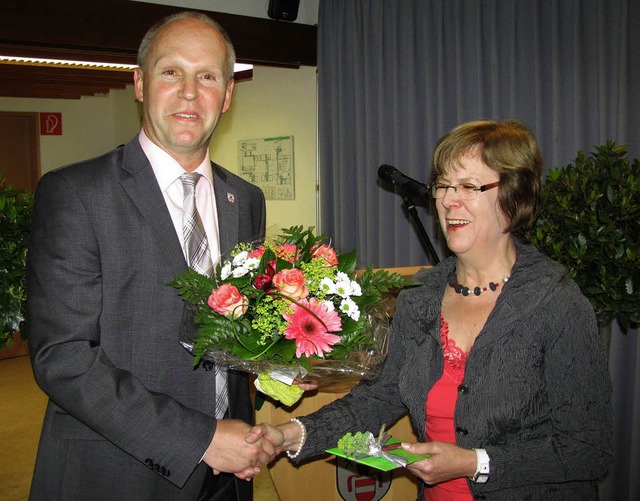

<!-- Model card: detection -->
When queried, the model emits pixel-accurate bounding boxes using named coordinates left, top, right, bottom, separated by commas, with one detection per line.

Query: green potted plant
left=0, top=176, right=33, bottom=351
left=531, top=142, right=640, bottom=350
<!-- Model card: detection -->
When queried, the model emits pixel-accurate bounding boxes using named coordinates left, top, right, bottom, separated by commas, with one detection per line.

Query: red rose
left=253, top=273, right=273, bottom=291
left=265, top=259, right=277, bottom=277
left=312, top=243, right=339, bottom=267
left=207, top=284, right=248, bottom=319
left=272, top=268, right=309, bottom=301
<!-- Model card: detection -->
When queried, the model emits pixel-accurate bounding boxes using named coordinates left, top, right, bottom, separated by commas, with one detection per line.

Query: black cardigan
left=298, top=240, right=613, bottom=500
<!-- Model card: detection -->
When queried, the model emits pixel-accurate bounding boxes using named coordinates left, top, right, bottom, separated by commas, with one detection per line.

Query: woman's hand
left=294, top=377, right=319, bottom=392
left=402, top=441, right=477, bottom=485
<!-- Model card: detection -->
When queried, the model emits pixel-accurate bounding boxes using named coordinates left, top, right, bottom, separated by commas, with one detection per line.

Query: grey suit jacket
left=26, top=137, right=266, bottom=500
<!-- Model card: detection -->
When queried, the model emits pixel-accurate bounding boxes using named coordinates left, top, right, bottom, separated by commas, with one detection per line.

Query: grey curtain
left=608, top=327, right=640, bottom=499
left=317, top=1, right=639, bottom=499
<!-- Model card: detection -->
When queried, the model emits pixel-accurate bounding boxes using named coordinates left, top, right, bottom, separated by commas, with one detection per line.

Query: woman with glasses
left=249, top=120, right=613, bottom=500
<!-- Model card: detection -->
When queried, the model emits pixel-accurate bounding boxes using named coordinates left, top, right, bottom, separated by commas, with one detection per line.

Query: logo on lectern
left=335, top=457, right=391, bottom=501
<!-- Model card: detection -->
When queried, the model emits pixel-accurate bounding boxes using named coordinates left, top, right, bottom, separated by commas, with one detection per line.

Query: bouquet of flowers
left=171, top=226, right=414, bottom=404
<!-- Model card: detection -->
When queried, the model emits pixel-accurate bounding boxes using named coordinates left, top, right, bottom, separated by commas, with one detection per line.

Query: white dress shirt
left=138, top=130, right=221, bottom=263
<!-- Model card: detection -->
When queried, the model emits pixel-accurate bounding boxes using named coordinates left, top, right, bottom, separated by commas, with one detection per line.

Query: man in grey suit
left=26, top=11, right=275, bottom=500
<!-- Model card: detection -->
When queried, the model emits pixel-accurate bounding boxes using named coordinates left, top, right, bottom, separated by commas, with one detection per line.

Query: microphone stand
left=401, top=194, right=440, bottom=266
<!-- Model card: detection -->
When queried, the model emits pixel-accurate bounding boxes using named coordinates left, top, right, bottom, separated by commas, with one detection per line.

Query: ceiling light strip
left=0, top=55, right=253, bottom=74
left=0, top=55, right=137, bottom=70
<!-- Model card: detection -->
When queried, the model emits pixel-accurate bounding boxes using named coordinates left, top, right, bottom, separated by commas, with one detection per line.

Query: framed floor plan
left=238, top=135, right=295, bottom=200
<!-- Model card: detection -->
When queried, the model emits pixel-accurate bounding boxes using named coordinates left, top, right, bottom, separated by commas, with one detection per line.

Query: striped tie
left=181, top=173, right=213, bottom=277
left=181, top=172, right=228, bottom=419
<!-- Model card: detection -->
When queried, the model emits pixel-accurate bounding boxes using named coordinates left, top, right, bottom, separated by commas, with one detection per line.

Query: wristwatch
left=470, top=448, right=490, bottom=483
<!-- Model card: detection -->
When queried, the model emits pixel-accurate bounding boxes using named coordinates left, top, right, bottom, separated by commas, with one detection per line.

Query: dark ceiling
left=0, top=0, right=317, bottom=99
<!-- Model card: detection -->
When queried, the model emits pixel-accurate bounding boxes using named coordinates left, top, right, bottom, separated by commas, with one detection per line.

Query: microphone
left=378, top=164, right=429, bottom=199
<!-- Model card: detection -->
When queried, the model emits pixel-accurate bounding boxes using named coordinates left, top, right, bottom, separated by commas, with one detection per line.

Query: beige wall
left=212, top=65, right=318, bottom=232
left=0, top=65, right=318, bottom=230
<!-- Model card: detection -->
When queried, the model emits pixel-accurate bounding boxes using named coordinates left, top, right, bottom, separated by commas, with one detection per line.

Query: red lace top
left=424, top=314, right=473, bottom=500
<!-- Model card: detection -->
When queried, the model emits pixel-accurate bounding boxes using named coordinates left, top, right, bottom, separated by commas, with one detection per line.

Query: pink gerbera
left=283, top=299, right=342, bottom=358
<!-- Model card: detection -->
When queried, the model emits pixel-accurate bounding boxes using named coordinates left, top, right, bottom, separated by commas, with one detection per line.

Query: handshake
left=201, top=419, right=303, bottom=480
left=201, top=380, right=315, bottom=479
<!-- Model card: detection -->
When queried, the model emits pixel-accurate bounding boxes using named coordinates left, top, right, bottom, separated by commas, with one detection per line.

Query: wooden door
left=0, top=112, right=40, bottom=191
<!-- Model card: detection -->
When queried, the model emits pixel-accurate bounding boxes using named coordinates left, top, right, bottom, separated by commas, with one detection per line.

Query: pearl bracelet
left=285, top=418, right=307, bottom=459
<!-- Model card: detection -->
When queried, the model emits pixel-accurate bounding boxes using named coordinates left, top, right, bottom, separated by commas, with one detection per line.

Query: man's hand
left=202, top=419, right=279, bottom=479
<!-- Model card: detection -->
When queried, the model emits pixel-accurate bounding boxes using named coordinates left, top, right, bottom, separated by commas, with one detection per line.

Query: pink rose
left=207, top=284, right=248, bottom=319
left=312, top=244, right=339, bottom=267
left=274, top=243, right=299, bottom=263
left=272, top=268, right=309, bottom=301
left=248, top=245, right=266, bottom=260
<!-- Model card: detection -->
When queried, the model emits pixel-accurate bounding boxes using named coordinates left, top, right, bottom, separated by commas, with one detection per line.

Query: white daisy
left=232, top=266, right=250, bottom=278
left=319, top=277, right=336, bottom=294
left=245, top=257, right=261, bottom=270
left=335, top=271, right=350, bottom=282
left=335, top=278, right=353, bottom=298
left=220, top=262, right=232, bottom=280
left=340, top=298, right=360, bottom=321
left=232, top=250, right=249, bottom=267
left=322, top=299, right=335, bottom=311
left=349, top=281, right=362, bottom=296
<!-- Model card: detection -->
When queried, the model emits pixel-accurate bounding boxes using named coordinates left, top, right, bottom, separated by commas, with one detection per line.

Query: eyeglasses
left=428, top=181, right=500, bottom=200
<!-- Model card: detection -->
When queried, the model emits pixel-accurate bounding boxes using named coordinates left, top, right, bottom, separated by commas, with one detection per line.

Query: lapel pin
left=227, top=193, right=235, bottom=203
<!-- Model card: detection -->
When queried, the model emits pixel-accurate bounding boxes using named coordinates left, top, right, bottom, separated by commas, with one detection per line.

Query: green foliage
left=359, top=267, right=414, bottom=303
left=169, top=268, right=217, bottom=305
left=0, top=177, right=33, bottom=350
left=531, top=142, right=640, bottom=331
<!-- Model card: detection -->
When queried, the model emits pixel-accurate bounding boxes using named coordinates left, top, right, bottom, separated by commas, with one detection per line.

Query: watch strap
left=470, top=448, right=490, bottom=483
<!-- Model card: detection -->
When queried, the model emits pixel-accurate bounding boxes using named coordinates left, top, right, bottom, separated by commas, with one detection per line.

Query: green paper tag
left=256, top=372, right=304, bottom=406
left=326, top=436, right=430, bottom=471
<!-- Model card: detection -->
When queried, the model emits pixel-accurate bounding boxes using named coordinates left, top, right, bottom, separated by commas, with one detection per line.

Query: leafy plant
left=531, top=142, right=640, bottom=331
left=0, top=177, right=33, bottom=350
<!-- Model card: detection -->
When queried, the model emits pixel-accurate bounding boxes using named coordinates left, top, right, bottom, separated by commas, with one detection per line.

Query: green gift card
left=326, top=436, right=430, bottom=472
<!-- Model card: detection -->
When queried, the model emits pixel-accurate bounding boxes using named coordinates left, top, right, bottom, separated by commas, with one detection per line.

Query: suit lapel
left=119, top=139, right=187, bottom=278
left=212, top=162, right=240, bottom=257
